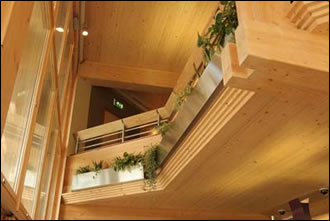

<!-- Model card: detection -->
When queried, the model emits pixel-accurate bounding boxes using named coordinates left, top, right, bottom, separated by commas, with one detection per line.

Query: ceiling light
left=82, top=30, right=88, bottom=36
left=56, top=27, right=64, bottom=33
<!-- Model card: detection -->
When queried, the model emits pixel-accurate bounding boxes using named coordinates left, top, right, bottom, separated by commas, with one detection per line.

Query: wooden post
left=289, top=198, right=312, bottom=220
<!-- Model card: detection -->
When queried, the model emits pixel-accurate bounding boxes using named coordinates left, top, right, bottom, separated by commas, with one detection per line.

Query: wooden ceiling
left=61, top=90, right=329, bottom=218
left=84, top=1, right=218, bottom=72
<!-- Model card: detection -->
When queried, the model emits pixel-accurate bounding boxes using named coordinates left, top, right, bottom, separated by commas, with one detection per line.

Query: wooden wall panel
left=60, top=205, right=268, bottom=220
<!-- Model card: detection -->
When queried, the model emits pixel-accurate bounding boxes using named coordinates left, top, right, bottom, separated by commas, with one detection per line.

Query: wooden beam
left=79, top=61, right=180, bottom=93
left=289, top=198, right=312, bottom=220
left=56, top=1, right=73, bottom=70
left=1, top=173, right=31, bottom=220
left=235, top=20, right=329, bottom=93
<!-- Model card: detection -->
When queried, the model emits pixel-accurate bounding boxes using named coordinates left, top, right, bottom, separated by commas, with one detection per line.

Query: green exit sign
left=113, top=98, right=124, bottom=110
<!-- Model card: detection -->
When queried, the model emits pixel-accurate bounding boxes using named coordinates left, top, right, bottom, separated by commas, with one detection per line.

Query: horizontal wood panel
left=60, top=204, right=268, bottom=220
left=79, top=61, right=180, bottom=93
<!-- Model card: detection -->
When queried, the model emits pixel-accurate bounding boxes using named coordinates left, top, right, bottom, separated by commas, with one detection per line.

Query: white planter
left=72, top=164, right=144, bottom=191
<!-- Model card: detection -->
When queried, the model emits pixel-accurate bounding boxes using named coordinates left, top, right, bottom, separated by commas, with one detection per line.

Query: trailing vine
left=112, top=146, right=160, bottom=189
left=142, top=145, right=160, bottom=189
left=173, top=85, right=194, bottom=111
left=155, top=122, right=171, bottom=137
left=197, top=1, right=238, bottom=63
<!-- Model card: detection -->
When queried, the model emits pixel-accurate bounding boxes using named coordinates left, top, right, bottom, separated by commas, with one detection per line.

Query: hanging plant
left=197, top=1, right=238, bottom=63
left=112, top=146, right=160, bottom=189
left=142, top=145, right=160, bottom=189
left=173, top=85, right=194, bottom=111
left=155, top=122, right=171, bottom=137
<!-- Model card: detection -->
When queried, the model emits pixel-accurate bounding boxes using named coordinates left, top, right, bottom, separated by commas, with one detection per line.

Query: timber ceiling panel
left=84, top=1, right=218, bottom=72
left=61, top=89, right=329, bottom=216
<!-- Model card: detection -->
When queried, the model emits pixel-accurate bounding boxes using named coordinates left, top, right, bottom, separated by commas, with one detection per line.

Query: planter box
left=72, top=164, right=144, bottom=191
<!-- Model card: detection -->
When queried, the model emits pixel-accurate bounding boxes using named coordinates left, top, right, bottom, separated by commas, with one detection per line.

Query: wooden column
left=289, top=198, right=312, bottom=220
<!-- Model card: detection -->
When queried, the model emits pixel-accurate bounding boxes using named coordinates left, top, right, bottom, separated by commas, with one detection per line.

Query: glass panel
left=35, top=113, right=58, bottom=220
left=21, top=52, right=55, bottom=214
left=1, top=2, right=49, bottom=190
left=54, top=1, right=69, bottom=68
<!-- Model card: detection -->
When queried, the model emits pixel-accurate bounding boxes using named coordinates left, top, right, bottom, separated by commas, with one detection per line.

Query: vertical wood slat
left=1, top=173, right=31, bottom=220
left=60, top=45, right=74, bottom=119
left=1, top=1, right=34, bottom=138
left=42, top=133, right=59, bottom=220
left=44, top=138, right=61, bottom=220
left=31, top=94, right=56, bottom=218
left=30, top=4, right=57, bottom=217
left=15, top=1, right=55, bottom=211
left=54, top=74, right=79, bottom=219
left=51, top=152, right=67, bottom=219
left=56, top=2, right=73, bottom=71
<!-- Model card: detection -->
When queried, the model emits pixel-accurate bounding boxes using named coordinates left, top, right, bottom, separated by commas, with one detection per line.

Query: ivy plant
left=142, top=145, right=160, bottom=189
left=197, top=1, right=238, bottom=63
left=173, top=85, right=194, bottom=111
left=112, top=146, right=160, bottom=189
left=155, top=122, right=171, bottom=137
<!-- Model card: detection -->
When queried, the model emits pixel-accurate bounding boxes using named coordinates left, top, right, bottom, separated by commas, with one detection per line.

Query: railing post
left=75, top=136, right=80, bottom=154
left=156, top=109, right=160, bottom=126
left=121, top=120, right=125, bottom=143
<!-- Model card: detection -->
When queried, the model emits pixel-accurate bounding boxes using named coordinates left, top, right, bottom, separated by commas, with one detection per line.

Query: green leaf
left=216, top=12, right=223, bottom=24
left=225, top=26, right=232, bottom=35
left=197, top=33, right=204, bottom=47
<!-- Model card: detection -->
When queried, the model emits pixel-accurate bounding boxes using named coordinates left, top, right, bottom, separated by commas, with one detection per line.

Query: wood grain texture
left=287, top=1, right=329, bottom=34
left=235, top=20, right=329, bottom=94
left=84, top=1, right=218, bottom=73
left=60, top=204, right=268, bottom=220
left=60, top=2, right=328, bottom=219
left=79, top=61, right=180, bottom=93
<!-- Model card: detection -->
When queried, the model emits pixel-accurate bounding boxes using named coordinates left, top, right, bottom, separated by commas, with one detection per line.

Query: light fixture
left=56, top=27, right=64, bottom=33
left=82, top=30, right=88, bottom=36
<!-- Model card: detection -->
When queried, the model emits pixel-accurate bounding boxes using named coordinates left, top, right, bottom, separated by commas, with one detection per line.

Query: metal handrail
left=75, top=111, right=168, bottom=154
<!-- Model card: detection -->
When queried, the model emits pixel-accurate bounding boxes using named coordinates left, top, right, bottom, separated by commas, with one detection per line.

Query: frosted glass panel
left=22, top=51, right=54, bottom=215
left=1, top=2, right=49, bottom=190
